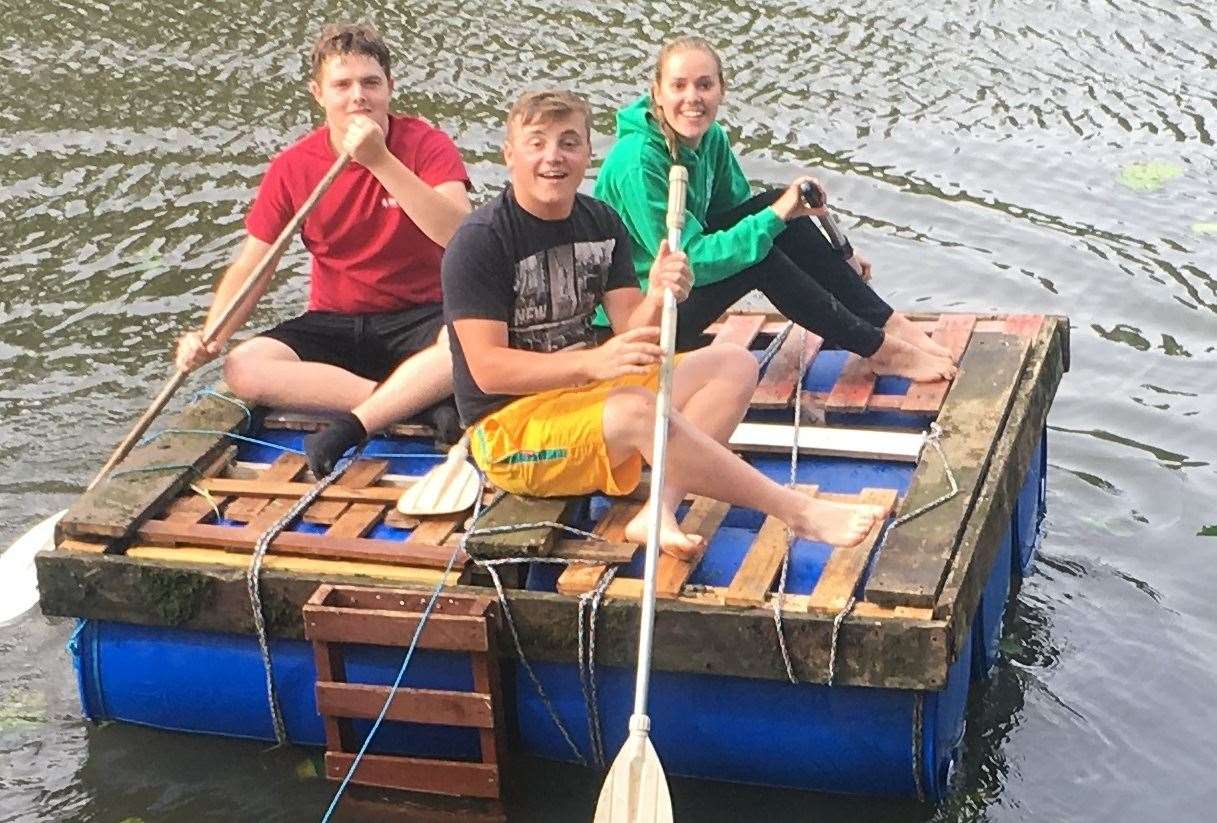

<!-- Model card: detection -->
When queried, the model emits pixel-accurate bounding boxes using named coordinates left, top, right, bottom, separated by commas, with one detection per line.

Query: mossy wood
left=864, top=332, right=1032, bottom=608
left=58, top=392, right=250, bottom=542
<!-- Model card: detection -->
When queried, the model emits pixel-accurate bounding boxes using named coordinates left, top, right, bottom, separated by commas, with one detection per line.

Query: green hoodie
left=593, top=94, right=787, bottom=325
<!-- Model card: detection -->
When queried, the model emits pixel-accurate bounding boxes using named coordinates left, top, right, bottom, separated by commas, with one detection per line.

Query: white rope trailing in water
left=247, top=451, right=362, bottom=745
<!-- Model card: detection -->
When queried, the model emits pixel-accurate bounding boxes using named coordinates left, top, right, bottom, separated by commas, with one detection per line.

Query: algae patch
left=134, top=566, right=211, bottom=625
left=0, top=687, right=48, bottom=733
left=1117, top=161, right=1182, bottom=191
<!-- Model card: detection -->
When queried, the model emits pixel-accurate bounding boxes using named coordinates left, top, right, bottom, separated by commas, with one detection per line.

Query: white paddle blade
left=396, top=439, right=481, bottom=516
left=594, top=730, right=673, bottom=823
left=0, top=509, right=67, bottom=626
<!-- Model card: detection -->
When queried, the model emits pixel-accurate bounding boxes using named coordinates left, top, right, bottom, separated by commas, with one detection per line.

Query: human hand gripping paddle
left=594, top=165, right=687, bottom=823
left=0, top=154, right=351, bottom=627
left=798, top=179, right=868, bottom=280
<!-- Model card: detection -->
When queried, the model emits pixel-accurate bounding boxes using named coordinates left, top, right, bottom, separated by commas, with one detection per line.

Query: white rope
left=770, top=328, right=808, bottom=684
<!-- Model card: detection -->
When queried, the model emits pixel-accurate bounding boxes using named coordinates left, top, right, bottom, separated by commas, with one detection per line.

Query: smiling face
left=503, top=110, right=591, bottom=220
left=652, top=45, right=725, bottom=148
left=309, top=53, right=393, bottom=137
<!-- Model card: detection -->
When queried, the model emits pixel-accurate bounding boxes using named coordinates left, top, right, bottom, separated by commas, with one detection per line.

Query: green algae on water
left=1118, top=162, right=1182, bottom=191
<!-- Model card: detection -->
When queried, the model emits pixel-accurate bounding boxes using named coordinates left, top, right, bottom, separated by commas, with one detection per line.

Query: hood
left=615, top=94, right=666, bottom=146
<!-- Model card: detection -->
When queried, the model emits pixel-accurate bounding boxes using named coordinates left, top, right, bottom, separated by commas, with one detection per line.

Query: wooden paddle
left=594, top=164, right=686, bottom=823
left=87, top=153, right=351, bottom=491
left=395, top=433, right=482, bottom=516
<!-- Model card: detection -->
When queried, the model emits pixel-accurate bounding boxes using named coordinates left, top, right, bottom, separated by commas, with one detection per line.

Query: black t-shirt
left=442, top=186, right=639, bottom=426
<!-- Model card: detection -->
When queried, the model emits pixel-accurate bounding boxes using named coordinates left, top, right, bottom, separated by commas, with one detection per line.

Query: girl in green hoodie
left=594, top=36, right=956, bottom=382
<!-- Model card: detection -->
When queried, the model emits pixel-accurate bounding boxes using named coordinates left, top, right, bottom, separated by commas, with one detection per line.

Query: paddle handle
left=798, top=180, right=859, bottom=272
left=633, top=165, right=687, bottom=719
left=87, top=154, right=351, bottom=491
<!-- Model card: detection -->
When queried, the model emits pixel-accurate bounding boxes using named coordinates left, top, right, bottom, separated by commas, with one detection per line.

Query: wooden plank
left=326, top=503, right=385, bottom=539
left=901, top=314, right=977, bottom=414
left=806, top=488, right=899, bottom=614
left=723, top=512, right=797, bottom=607
left=35, top=550, right=952, bottom=688
left=555, top=501, right=640, bottom=596
left=752, top=330, right=823, bottom=408
left=325, top=752, right=499, bottom=799
left=304, top=459, right=389, bottom=524
left=1003, top=313, right=1044, bottom=338
left=408, top=518, right=458, bottom=547
left=315, top=681, right=495, bottom=728
left=825, top=354, right=876, bottom=413
left=162, top=492, right=220, bottom=524
left=59, top=391, right=250, bottom=540
left=135, top=520, right=466, bottom=569
left=224, top=453, right=308, bottom=523
left=710, top=313, right=766, bottom=348
left=934, top=318, right=1065, bottom=651
left=865, top=332, right=1034, bottom=608
left=304, top=608, right=489, bottom=651
left=262, top=410, right=434, bottom=439
left=706, top=318, right=789, bottom=337
left=202, top=478, right=404, bottom=504
left=656, top=497, right=729, bottom=598
left=313, top=643, right=351, bottom=752
left=58, top=539, right=108, bottom=553
left=550, top=539, right=639, bottom=564
left=729, top=422, right=925, bottom=462
left=123, top=546, right=456, bottom=585
left=460, top=493, right=579, bottom=560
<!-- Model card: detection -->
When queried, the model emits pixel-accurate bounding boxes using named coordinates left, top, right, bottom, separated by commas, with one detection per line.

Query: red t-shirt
left=245, top=115, right=470, bottom=313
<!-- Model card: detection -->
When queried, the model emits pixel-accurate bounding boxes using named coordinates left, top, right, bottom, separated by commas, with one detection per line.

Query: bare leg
left=604, top=387, right=883, bottom=554
left=883, top=313, right=954, bottom=360
left=352, top=332, right=454, bottom=433
left=224, top=337, right=375, bottom=411
left=864, top=334, right=957, bottom=382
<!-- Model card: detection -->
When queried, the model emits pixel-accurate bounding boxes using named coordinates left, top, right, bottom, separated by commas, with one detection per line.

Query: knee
left=603, top=387, right=656, bottom=445
left=711, top=343, right=760, bottom=393
left=222, top=345, right=265, bottom=403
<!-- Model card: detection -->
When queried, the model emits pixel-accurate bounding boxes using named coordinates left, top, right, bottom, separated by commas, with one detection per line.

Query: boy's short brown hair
left=507, top=89, right=591, bottom=140
left=310, top=23, right=392, bottom=79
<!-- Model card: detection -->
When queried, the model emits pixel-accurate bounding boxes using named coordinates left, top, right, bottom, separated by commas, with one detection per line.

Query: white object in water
left=0, top=509, right=66, bottom=626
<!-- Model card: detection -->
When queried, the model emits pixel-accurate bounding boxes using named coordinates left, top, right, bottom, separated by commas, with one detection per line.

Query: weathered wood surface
left=900, top=314, right=976, bottom=415
left=58, top=393, right=249, bottom=541
left=460, top=493, right=580, bottom=560
left=36, top=549, right=950, bottom=688
left=864, top=332, right=1033, bottom=608
left=722, top=512, right=793, bottom=607
left=825, top=354, right=876, bottom=413
left=711, top=313, right=766, bottom=348
left=225, top=453, right=308, bottom=523
left=752, top=329, right=823, bottom=408
left=555, top=501, right=639, bottom=596
left=935, top=316, right=1066, bottom=655
left=805, top=489, right=898, bottom=614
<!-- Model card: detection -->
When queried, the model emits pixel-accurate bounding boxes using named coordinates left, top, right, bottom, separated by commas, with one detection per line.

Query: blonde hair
left=650, top=36, right=726, bottom=161
left=507, top=88, right=592, bottom=140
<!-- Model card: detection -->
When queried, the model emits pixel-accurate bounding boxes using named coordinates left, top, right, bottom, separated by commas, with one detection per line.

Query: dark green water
left=2, top=1, right=1216, bottom=820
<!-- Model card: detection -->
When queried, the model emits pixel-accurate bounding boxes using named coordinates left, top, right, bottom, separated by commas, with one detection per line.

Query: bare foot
left=884, top=313, right=954, bottom=360
left=788, top=499, right=887, bottom=548
left=865, top=336, right=957, bottom=383
left=624, top=505, right=706, bottom=561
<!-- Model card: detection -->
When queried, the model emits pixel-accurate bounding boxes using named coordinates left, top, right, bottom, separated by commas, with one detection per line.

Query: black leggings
left=676, top=190, right=892, bottom=356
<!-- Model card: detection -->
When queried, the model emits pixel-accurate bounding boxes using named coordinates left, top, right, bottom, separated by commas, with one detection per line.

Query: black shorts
left=260, top=305, right=443, bottom=382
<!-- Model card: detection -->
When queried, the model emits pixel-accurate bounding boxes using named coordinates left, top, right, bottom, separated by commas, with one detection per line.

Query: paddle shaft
left=799, top=180, right=860, bottom=274
left=633, top=166, right=687, bottom=718
left=88, top=154, right=351, bottom=491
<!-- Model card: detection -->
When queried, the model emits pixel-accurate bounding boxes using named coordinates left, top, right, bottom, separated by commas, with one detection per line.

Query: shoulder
left=573, top=193, right=627, bottom=234
left=448, top=194, right=509, bottom=253
left=703, top=121, right=735, bottom=156
left=600, top=132, right=665, bottom=177
left=389, top=114, right=458, bottom=150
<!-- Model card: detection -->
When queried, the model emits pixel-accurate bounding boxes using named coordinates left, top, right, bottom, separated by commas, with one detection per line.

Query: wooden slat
left=58, top=538, right=107, bottom=553
left=246, top=497, right=297, bottom=530
left=408, top=517, right=458, bottom=547
left=325, top=752, right=499, bottom=799
left=162, top=492, right=221, bottom=524
left=315, top=681, right=495, bottom=728
left=304, top=607, right=489, bottom=651
left=706, top=318, right=788, bottom=337
left=555, top=501, right=641, bottom=595
left=825, top=355, right=876, bottom=413
left=313, top=643, right=350, bottom=752
left=304, top=459, right=389, bottom=524
left=326, top=503, right=385, bottom=539
left=901, top=314, right=977, bottom=414
left=203, top=478, right=404, bottom=504
left=225, top=453, right=309, bottom=523
left=134, top=520, right=466, bottom=569
left=752, top=330, right=823, bottom=408
left=711, top=313, right=766, bottom=348
left=655, top=497, right=729, bottom=598
left=729, top=422, right=925, bottom=462
left=460, top=493, right=579, bottom=560
left=865, top=332, right=1034, bottom=608
left=550, top=539, right=639, bottom=564
left=806, top=488, right=899, bottom=614
left=317, top=588, right=493, bottom=617
left=1003, top=314, right=1044, bottom=338
left=723, top=510, right=800, bottom=607
left=123, top=545, right=457, bottom=585
left=262, top=410, right=434, bottom=439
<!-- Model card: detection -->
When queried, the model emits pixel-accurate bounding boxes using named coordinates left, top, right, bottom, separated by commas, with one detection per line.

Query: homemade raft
left=37, top=310, right=1067, bottom=804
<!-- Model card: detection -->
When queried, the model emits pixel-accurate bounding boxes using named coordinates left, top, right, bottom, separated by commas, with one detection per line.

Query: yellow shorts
left=470, top=367, right=669, bottom=498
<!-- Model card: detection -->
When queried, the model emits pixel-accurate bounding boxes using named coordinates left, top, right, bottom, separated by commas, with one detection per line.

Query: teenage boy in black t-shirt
left=443, top=90, right=882, bottom=559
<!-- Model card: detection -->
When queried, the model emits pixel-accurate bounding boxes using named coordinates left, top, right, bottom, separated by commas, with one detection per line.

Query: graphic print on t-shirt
left=510, top=239, right=615, bottom=353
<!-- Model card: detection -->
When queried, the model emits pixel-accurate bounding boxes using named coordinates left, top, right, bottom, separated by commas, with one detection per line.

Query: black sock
left=304, top=412, right=366, bottom=477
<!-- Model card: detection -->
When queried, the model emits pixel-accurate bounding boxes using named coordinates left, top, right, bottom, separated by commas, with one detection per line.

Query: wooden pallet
left=135, top=453, right=471, bottom=570
left=304, top=585, right=506, bottom=799
left=555, top=487, right=898, bottom=611
left=705, top=312, right=1044, bottom=418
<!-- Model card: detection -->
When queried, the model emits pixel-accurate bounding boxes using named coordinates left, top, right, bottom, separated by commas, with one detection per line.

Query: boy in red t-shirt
left=175, top=23, right=472, bottom=473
